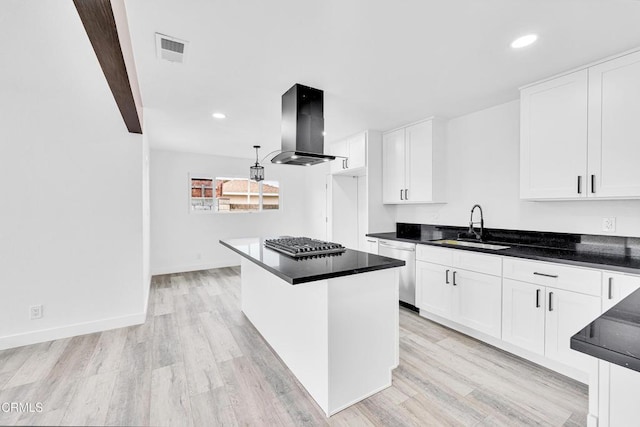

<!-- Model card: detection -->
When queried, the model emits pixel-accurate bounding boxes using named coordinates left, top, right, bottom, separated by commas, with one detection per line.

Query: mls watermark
left=0, top=402, right=43, bottom=413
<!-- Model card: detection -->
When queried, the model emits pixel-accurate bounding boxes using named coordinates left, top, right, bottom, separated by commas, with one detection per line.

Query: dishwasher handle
left=379, top=242, right=415, bottom=252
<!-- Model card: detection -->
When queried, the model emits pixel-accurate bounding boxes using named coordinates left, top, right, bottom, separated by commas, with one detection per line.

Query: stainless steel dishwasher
left=378, top=239, right=416, bottom=307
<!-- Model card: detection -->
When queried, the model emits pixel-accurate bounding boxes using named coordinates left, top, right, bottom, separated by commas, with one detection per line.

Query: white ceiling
left=124, top=0, right=640, bottom=159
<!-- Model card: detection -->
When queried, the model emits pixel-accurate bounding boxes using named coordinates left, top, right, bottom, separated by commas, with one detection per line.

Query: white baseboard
left=0, top=312, right=146, bottom=351
left=151, top=261, right=238, bottom=276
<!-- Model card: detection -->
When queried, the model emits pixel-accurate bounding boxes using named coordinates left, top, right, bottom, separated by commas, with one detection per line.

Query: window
left=190, top=176, right=280, bottom=213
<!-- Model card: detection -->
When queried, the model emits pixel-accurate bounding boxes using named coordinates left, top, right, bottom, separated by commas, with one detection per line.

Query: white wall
left=396, top=100, right=640, bottom=236
left=0, top=1, right=147, bottom=349
left=150, top=150, right=328, bottom=274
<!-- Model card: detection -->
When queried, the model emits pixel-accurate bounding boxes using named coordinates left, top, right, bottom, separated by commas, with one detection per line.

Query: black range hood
left=271, top=84, right=336, bottom=166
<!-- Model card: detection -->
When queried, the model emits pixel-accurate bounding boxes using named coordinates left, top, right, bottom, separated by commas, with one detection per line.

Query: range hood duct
left=271, top=84, right=336, bottom=166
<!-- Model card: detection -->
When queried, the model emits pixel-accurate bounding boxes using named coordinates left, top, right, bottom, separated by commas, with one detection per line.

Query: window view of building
left=191, top=177, right=279, bottom=212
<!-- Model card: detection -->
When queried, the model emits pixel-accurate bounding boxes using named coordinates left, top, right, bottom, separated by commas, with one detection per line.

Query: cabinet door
left=588, top=51, right=640, bottom=198
left=329, top=140, right=349, bottom=174
left=502, top=279, right=545, bottom=355
left=607, top=363, right=640, bottom=427
left=416, top=261, right=452, bottom=319
left=602, top=272, right=640, bottom=312
left=520, top=70, right=588, bottom=199
left=453, top=269, right=502, bottom=339
left=364, top=237, right=378, bottom=255
left=545, top=288, right=600, bottom=372
left=405, top=120, right=433, bottom=202
left=347, top=133, right=366, bottom=170
left=382, top=129, right=406, bottom=204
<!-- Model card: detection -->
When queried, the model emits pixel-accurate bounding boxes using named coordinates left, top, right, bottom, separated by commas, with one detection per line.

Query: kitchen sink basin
left=430, top=239, right=510, bottom=250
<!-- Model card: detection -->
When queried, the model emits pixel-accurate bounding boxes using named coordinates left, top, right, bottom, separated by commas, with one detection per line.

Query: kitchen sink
left=430, top=239, right=510, bottom=250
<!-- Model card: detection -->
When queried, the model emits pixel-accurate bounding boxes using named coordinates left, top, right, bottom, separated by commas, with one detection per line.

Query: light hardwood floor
left=0, top=267, right=588, bottom=426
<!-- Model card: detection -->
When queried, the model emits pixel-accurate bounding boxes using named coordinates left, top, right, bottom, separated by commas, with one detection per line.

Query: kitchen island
left=219, top=237, right=405, bottom=416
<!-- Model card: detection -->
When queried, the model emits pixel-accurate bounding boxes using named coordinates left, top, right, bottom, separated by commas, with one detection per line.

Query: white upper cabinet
left=329, top=132, right=367, bottom=175
left=520, top=49, right=640, bottom=200
left=588, top=51, right=640, bottom=198
left=382, top=118, right=445, bottom=204
left=520, top=70, right=588, bottom=199
left=382, top=128, right=406, bottom=204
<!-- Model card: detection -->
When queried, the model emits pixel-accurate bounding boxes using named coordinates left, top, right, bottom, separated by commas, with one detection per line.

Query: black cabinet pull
left=536, top=289, right=541, bottom=308
left=608, top=277, right=613, bottom=300
left=345, top=158, right=349, bottom=169
left=452, top=271, right=457, bottom=286
left=591, top=174, right=596, bottom=193
left=400, top=189, right=404, bottom=201
left=405, top=189, right=409, bottom=200
left=533, top=272, right=558, bottom=279
left=577, top=176, right=582, bottom=194
left=549, top=291, right=554, bottom=312
left=445, top=269, right=450, bottom=284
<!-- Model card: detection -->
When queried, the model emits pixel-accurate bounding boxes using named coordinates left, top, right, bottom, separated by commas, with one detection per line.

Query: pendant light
left=250, top=145, right=265, bottom=182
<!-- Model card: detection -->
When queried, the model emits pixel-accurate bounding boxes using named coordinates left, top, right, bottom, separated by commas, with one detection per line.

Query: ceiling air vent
left=155, top=33, right=188, bottom=63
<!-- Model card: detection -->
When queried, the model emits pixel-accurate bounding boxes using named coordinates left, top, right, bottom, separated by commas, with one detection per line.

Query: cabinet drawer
left=452, top=251, right=502, bottom=277
left=416, top=244, right=453, bottom=265
left=503, top=258, right=601, bottom=296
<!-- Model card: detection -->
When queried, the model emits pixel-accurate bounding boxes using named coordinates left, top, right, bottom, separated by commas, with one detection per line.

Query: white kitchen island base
left=241, top=258, right=400, bottom=416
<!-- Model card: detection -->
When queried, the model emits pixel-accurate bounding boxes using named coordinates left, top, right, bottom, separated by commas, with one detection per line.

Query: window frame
left=188, top=173, right=281, bottom=214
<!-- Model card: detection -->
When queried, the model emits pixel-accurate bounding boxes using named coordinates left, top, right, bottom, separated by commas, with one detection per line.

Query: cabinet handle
left=405, top=189, right=409, bottom=200
left=536, top=289, right=541, bottom=308
left=591, top=174, right=596, bottom=193
left=577, top=176, right=582, bottom=194
left=452, top=271, right=457, bottom=286
left=533, top=272, right=558, bottom=279
left=445, top=269, right=450, bottom=284
left=608, top=277, right=613, bottom=300
left=345, top=158, right=349, bottom=169
left=400, top=189, right=404, bottom=200
left=549, top=291, right=554, bottom=312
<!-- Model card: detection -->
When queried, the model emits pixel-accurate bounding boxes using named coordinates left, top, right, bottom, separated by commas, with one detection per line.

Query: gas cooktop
left=264, top=237, right=346, bottom=258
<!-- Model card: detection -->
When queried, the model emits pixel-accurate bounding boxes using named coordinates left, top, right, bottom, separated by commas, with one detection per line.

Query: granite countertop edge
left=366, top=232, right=640, bottom=274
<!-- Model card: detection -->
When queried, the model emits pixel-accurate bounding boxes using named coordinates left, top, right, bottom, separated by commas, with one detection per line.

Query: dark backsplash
left=396, top=223, right=640, bottom=258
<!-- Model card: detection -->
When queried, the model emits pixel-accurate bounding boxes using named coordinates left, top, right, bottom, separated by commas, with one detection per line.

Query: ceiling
left=124, top=0, right=640, bottom=159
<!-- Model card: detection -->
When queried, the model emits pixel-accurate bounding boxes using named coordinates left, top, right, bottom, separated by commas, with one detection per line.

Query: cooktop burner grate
left=264, top=237, right=346, bottom=258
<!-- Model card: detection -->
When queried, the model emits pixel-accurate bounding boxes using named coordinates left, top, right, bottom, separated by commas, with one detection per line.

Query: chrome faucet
left=468, top=204, right=484, bottom=240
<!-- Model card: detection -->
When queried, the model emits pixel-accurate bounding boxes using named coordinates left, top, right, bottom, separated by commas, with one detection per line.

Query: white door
left=453, top=269, right=502, bottom=339
left=382, top=129, right=406, bottom=204
left=520, top=70, right=588, bottom=199
left=502, top=279, right=545, bottom=355
left=347, top=133, right=366, bottom=170
left=588, top=51, right=640, bottom=198
left=415, top=261, right=452, bottom=319
left=329, top=139, right=349, bottom=174
left=602, top=273, right=640, bottom=312
left=607, top=363, right=640, bottom=427
left=405, top=120, right=433, bottom=202
left=545, top=288, right=600, bottom=373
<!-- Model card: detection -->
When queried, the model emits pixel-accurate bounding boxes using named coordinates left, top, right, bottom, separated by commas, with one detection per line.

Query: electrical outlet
left=602, top=217, right=616, bottom=233
left=30, top=305, right=43, bottom=320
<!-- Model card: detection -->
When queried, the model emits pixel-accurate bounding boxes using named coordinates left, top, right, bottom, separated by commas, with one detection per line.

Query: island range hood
left=271, top=84, right=336, bottom=166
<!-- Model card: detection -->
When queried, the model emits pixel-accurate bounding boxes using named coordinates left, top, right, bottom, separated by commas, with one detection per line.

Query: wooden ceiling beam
left=73, top=0, right=142, bottom=134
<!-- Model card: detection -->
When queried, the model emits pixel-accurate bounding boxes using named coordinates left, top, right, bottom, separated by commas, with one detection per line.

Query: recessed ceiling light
left=511, top=34, right=538, bottom=49
left=212, top=112, right=226, bottom=119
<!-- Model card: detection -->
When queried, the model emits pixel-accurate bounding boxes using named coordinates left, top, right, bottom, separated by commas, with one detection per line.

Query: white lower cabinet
left=502, top=279, right=545, bottom=355
left=599, top=362, right=640, bottom=427
left=416, top=247, right=502, bottom=339
left=544, top=288, right=600, bottom=372
left=364, top=237, right=378, bottom=255
left=501, top=258, right=603, bottom=371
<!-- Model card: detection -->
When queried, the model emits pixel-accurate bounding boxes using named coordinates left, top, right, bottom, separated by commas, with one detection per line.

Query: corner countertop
left=367, top=232, right=640, bottom=274
left=571, top=287, right=640, bottom=373
left=220, top=237, right=405, bottom=285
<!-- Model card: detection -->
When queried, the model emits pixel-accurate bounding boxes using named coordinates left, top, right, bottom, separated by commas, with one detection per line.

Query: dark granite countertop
left=220, top=237, right=405, bottom=284
left=367, top=225, right=640, bottom=274
left=571, top=288, right=640, bottom=372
